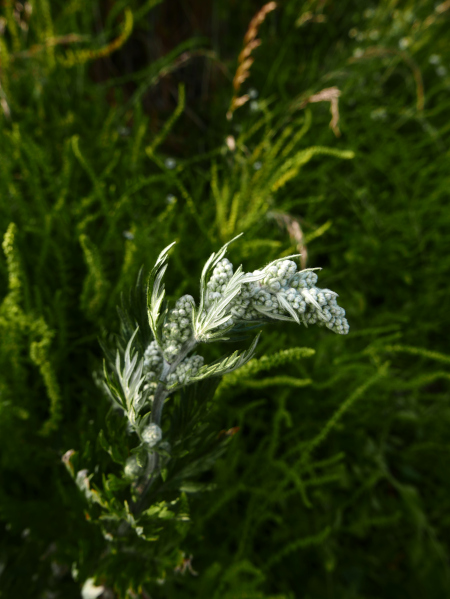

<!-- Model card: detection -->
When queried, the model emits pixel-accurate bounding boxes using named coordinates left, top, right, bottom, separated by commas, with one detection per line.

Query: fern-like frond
left=263, top=526, right=331, bottom=570
left=217, top=346, right=315, bottom=397
left=241, top=376, right=312, bottom=389
left=79, top=233, right=110, bottom=319
left=374, top=344, right=450, bottom=364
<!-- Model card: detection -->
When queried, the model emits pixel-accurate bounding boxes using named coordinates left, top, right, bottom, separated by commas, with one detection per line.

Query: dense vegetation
left=0, top=0, right=449, bottom=597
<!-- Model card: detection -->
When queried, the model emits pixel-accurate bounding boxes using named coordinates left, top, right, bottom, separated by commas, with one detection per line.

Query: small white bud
left=165, top=157, right=176, bottom=169
left=81, top=578, right=105, bottom=599
left=142, top=423, right=162, bottom=447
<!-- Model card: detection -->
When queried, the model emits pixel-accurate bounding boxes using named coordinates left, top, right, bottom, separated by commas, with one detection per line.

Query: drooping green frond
left=58, top=8, right=134, bottom=68
left=217, top=347, right=315, bottom=396
left=270, top=146, right=355, bottom=192
left=375, top=344, right=450, bottom=364
left=29, top=318, right=62, bottom=435
left=79, top=233, right=111, bottom=319
left=263, top=525, right=331, bottom=570
left=1, top=223, right=22, bottom=306
left=240, top=375, right=312, bottom=389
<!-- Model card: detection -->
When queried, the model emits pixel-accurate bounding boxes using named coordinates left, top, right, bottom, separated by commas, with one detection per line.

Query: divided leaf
left=147, top=241, right=176, bottom=348
left=188, top=333, right=261, bottom=381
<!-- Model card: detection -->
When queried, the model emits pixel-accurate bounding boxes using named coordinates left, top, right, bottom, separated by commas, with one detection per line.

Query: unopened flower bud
left=142, top=423, right=162, bottom=447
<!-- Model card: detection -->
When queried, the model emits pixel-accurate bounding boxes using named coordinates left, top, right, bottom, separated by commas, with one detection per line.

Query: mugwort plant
left=104, top=233, right=348, bottom=497
left=63, top=234, right=348, bottom=590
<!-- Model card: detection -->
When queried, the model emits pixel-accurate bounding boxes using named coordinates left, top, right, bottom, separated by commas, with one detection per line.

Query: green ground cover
left=0, top=0, right=449, bottom=597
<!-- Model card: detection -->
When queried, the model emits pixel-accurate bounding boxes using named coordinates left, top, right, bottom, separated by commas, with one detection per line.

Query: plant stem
left=151, top=337, right=197, bottom=426
left=134, top=337, right=198, bottom=515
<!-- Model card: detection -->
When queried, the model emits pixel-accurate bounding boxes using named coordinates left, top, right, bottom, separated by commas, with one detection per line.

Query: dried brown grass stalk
left=152, top=49, right=225, bottom=88
left=227, top=1, right=277, bottom=120
left=269, top=211, right=308, bottom=269
left=0, top=96, right=11, bottom=119
left=418, top=1, right=450, bottom=31
left=295, top=12, right=327, bottom=27
left=295, top=0, right=328, bottom=27
left=301, top=86, right=341, bottom=137
left=435, top=0, right=450, bottom=14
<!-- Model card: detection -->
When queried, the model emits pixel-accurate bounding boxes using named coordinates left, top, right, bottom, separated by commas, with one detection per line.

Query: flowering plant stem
left=72, top=235, right=349, bottom=540
left=151, top=338, right=198, bottom=427
left=134, top=338, right=199, bottom=514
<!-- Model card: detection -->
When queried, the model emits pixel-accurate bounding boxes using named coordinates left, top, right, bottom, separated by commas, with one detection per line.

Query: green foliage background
left=0, top=0, right=449, bottom=597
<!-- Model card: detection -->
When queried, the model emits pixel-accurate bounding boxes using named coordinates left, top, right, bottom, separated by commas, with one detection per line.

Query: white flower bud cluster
left=206, top=258, right=234, bottom=305
left=162, top=295, right=195, bottom=361
left=261, top=260, right=298, bottom=291
left=141, top=423, right=162, bottom=447
left=144, top=340, right=163, bottom=372
left=167, top=354, right=205, bottom=387
left=290, top=269, right=318, bottom=289
left=205, top=258, right=236, bottom=329
left=206, top=259, right=349, bottom=335
left=141, top=341, right=164, bottom=404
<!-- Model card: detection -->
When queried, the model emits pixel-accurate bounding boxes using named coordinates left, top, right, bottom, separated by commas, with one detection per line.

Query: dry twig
left=301, top=86, right=341, bottom=137
left=269, top=212, right=308, bottom=269
left=227, top=2, right=277, bottom=120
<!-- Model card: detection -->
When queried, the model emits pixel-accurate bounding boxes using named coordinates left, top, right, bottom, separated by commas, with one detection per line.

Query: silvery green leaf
left=277, top=293, right=301, bottom=324
left=188, top=333, right=260, bottom=381
left=102, top=361, right=125, bottom=410
left=128, top=358, right=145, bottom=401
left=209, top=314, right=235, bottom=329
left=199, top=324, right=236, bottom=344
left=301, top=288, right=323, bottom=312
left=114, top=327, right=148, bottom=417
left=124, top=349, right=138, bottom=383
left=321, top=288, right=339, bottom=297
left=253, top=304, right=296, bottom=322
left=115, top=351, right=122, bottom=381
left=193, top=235, right=268, bottom=342
left=300, top=267, right=322, bottom=273
left=197, top=233, right=243, bottom=317
left=196, top=286, right=240, bottom=331
left=147, top=242, right=176, bottom=347
left=195, top=270, right=264, bottom=342
left=239, top=271, right=265, bottom=284
left=263, top=253, right=302, bottom=266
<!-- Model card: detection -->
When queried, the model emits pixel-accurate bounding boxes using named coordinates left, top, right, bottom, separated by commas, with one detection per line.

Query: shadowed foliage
left=0, top=0, right=449, bottom=597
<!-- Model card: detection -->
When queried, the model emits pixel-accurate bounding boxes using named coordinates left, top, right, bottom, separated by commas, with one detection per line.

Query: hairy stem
left=134, top=337, right=198, bottom=515
left=151, top=337, right=198, bottom=426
